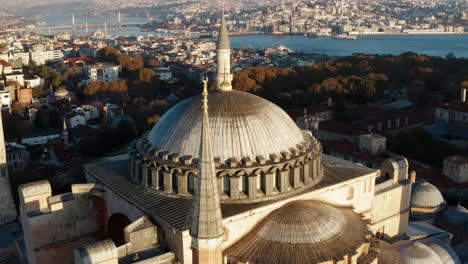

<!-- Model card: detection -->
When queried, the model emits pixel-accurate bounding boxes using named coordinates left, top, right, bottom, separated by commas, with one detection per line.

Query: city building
left=5, top=141, right=29, bottom=171
left=84, top=63, right=122, bottom=84
left=443, top=156, right=468, bottom=184
left=0, top=110, right=18, bottom=225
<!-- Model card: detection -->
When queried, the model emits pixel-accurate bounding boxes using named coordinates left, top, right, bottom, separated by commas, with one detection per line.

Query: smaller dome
left=411, top=182, right=445, bottom=209
left=396, top=241, right=443, bottom=264
left=454, top=242, right=468, bottom=263
left=441, top=206, right=468, bottom=228
left=225, top=200, right=371, bottom=264
left=425, top=240, right=461, bottom=264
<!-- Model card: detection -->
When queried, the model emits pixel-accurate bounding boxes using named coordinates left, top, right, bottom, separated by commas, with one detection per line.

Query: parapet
left=19, top=180, right=52, bottom=214
left=75, top=239, right=118, bottom=264
left=19, top=180, right=51, bottom=199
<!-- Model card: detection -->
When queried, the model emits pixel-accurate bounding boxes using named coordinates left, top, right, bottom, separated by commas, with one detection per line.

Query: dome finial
left=202, top=76, right=209, bottom=112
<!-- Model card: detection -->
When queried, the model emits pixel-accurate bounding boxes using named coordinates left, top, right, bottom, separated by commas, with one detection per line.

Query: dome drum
left=128, top=132, right=323, bottom=203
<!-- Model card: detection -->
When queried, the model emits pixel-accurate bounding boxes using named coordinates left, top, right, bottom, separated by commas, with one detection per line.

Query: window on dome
left=257, top=173, right=266, bottom=193
left=147, top=167, right=152, bottom=187
left=288, top=168, right=295, bottom=188
left=188, top=173, right=195, bottom=195
left=223, top=176, right=230, bottom=196
left=275, top=170, right=281, bottom=191
left=172, top=171, right=178, bottom=193
left=239, top=175, right=248, bottom=195
left=158, top=171, right=164, bottom=190
left=300, top=166, right=305, bottom=183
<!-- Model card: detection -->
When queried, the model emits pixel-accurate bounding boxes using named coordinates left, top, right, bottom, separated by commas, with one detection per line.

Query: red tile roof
left=437, top=101, right=468, bottom=114
left=0, top=59, right=11, bottom=67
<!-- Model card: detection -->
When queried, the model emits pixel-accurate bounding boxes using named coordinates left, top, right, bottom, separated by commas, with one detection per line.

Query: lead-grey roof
left=395, top=241, right=444, bottom=264
left=225, top=200, right=371, bottom=264
left=424, top=240, right=461, bottom=264
left=411, top=181, right=445, bottom=209
left=218, top=14, right=230, bottom=49
left=148, top=90, right=305, bottom=162
left=85, top=155, right=375, bottom=232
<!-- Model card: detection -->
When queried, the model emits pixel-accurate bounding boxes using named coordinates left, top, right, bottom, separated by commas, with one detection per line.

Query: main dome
left=149, top=90, right=305, bottom=161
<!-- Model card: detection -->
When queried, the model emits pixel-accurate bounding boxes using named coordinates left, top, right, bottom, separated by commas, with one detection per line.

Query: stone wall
left=19, top=182, right=107, bottom=264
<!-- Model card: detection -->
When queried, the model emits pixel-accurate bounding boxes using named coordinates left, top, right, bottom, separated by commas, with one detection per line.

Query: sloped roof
left=225, top=200, right=371, bottom=264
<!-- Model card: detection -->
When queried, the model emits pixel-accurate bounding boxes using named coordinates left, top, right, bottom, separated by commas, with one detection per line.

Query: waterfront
left=35, top=13, right=468, bottom=58
left=230, top=34, right=468, bottom=58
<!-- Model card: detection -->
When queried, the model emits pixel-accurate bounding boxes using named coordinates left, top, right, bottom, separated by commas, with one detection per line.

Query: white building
left=443, top=156, right=468, bottom=183
left=30, top=50, right=64, bottom=65
left=359, top=134, right=386, bottom=155
left=85, top=63, right=122, bottom=83
left=155, top=67, right=172, bottom=81
left=0, top=91, right=11, bottom=108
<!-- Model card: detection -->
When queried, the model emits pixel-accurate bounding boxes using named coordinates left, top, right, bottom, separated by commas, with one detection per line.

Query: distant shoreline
left=228, top=32, right=468, bottom=36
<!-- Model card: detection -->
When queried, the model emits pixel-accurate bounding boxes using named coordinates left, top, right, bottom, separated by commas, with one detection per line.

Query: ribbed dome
left=397, top=241, right=443, bottom=264
left=425, top=240, right=461, bottom=264
left=411, top=182, right=445, bottom=209
left=225, top=200, right=371, bottom=264
left=441, top=206, right=468, bottom=228
left=149, top=90, right=305, bottom=161
left=257, top=201, right=345, bottom=244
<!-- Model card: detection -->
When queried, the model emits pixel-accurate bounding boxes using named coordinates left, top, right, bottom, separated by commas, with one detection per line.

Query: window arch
left=223, top=176, right=230, bottom=196
left=172, top=171, right=178, bottom=193
left=239, top=175, right=248, bottom=195
left=188, top=173, right=195, bottom=195
left=288, top=167, right=295, bottom=187
left=158, top=170, right=164, bottom=190
left=275, top=170, right=281, bottom=190
left=299, top=165, right=305, bottom=183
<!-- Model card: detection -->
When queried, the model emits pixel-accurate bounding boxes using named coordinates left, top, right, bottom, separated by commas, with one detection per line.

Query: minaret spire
left=190, top=77, right=224, bottom=264
left=217, top=10, right=233, bottom=91
left=0, top=110, right=18, bottom=224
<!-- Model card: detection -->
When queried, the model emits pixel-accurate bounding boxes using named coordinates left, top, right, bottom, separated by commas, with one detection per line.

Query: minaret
left=190, top=78, right=224, bottom=264
left=85, top=17, right=89, bottom=35
left=118, top=11, right=122, bottom=31
left=0, top=110, right=18, bottom=225
left=72, top=13, right=76, bottom=35
left=104, top=20, right=108, bottom=37
left=63, top=118, right=69, bottom=146
left=217, top=11, right=233, bottom=91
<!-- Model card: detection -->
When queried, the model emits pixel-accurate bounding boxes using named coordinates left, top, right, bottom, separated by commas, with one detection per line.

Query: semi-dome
left=225, top=200, right=371, bottom=264
left=396, top=241, right=444, bottom=264
left=411, top=182, right=445, bottom=209
left=149, top=90, right=305, bottom=161
left=425, top=240, right=461, bottom=264
left=441, top=206, right=468, bottom=228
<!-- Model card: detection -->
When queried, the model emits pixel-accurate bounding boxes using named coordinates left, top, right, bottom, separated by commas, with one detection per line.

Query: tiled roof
left=85, top=155, right=374, bottom=232
left=437, top=101, right=468, bottom=113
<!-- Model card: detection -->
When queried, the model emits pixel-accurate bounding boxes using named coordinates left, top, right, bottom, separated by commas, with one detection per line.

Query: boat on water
left=272, top=31, right=286, bottom=35
left=333, top=34, right=358, bottom=40
left=304, top=32, right=318, bottom=38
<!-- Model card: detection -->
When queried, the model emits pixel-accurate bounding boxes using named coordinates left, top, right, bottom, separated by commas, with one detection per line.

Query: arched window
left=239, top=175, right=248, bottom=195
left=299, top=165, right=305, bottom=183
left=347, top=186, right=354, bottom=200
left=223, top=176, right=230, bottom=196
left=158, top=171, right=164, bottom=190
left=275, top=170, right=281, bottom=190
left=172, top=171, right=178, bottom=193
left=188, top=173, right=195, bottom=194
left=261, top=173, right=266, bottom=193
left=288, top=167, right=295, bottom=188
left=147, top=167, right=153, bottom=187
